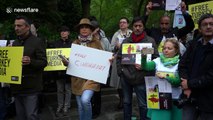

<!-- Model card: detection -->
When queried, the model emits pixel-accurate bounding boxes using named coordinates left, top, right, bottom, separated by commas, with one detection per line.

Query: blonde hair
left=163, top=38, right=180, bottom=55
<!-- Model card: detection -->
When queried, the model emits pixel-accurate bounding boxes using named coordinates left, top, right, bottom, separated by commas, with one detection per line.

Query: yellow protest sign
left=121, top=43, right=152, bottom=64
left=147, top=90, right=160, bottom=109
left=44, top=48, right=71, bottom=71
left=0, top=47, right=23, bottom=84
left=122, top=44, right=138, bottom=54
left=189, top=1, right=213, bottom=29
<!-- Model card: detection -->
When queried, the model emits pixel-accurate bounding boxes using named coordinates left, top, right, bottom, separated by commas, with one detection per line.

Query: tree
left=90, top=0, right=132, bottom=37
left=0, top=0, right=82, bottom=40
left=132, top=0, right=145, bottom=17
left=81, top=0, right=91, bottom=17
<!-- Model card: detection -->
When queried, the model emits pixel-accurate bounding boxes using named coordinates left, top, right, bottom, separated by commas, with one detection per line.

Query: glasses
left=120, top=21, right=127, bottom=24
left=201, top=22, right=213, bottom=28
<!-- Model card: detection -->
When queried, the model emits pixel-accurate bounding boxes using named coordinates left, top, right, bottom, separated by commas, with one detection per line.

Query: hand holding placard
left=58, top=55, right=69, bottom=66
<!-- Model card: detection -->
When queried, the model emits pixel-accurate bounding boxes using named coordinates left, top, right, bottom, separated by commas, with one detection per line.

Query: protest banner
left=0, top=47, right=23, bottom=84
left=189, top=1, right=213, bottom=29
left=44, top=48, right=71, bottom=71
left=165, top=0, right=181, bottom=11
left=0, top=40, right=7, bottom=47
left=121, top=43, right=152, bottom=64
left=145, top=76, right=172, bottom=110
left=66, top=44, right=112, bottom=84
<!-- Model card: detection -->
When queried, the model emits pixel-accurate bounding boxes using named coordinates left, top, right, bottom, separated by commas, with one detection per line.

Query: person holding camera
left=142, top=38, right=182, bottom=120
left=53, top=26, right=72, bottom=117
left=179, top=14, right=213, bottom=120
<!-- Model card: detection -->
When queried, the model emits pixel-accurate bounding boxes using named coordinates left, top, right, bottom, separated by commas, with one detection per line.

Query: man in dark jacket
left=11, top=16, right=47, bottom=120
left=179, top=14, right=213, bottom=120
left=117, top=16, right=158, bottom=120
left=145, top=1, right=194, bottom=45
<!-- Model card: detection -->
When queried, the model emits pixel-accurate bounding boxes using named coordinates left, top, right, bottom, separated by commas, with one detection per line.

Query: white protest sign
left=166, top=0, right=181, bottom=11
left=0, top=40, right=7, bottom=47
left=66, top=44, right=113, bottom=84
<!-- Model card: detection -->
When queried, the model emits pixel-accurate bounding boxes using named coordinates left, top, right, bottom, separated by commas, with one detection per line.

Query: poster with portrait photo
left=121, top=43, right=152, bottom=65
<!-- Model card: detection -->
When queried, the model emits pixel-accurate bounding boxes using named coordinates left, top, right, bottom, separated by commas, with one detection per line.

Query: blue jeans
left=121, top=76, right=149, bottom=120
left=76, top=90, right=94, bottom=120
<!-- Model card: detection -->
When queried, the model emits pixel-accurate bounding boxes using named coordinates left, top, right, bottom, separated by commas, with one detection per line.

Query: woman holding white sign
left=142, top=38, right=182, bottom=120
left=63, top=18, right=103, bottom=120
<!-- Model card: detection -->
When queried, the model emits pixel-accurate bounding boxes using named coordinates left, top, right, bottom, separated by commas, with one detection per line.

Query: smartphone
left=58, top=55, right=69, bottom=62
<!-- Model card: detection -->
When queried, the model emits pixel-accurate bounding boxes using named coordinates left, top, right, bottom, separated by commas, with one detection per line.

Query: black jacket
left=53, top=39, right=72, bottom=80
left=179, top=38, right=213, bottom=112
left=146, top=12, right=195, bottom=45
left=11, top=33, right=47, bottom=94
left=53, top=38, right=72, bottom=48
left=117, top=34, right=159, bottom=85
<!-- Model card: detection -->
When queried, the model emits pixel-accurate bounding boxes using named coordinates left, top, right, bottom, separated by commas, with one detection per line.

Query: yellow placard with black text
left=0, top=47, right=23, bottom=84
left=44, top=48, right=71, bottom=71
left=189, top=1, right=213, bottom=29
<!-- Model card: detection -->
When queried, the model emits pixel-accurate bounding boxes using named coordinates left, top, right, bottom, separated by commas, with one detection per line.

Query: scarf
left=160, top=54, right=179, bottom=68
left=131, top=32, right=145, bottom=43
left=78, top=35, right=93, bottom=46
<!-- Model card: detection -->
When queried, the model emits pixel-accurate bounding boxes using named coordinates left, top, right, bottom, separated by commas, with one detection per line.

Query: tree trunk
left=81, top=0, right=91, bottom=17
left=132, top=0, right=145, bottom=17
left=46, top=0, right=58, bottom=11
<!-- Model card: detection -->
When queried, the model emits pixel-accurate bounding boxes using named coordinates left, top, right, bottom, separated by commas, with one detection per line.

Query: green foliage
left=0, top=0, right=81, bottom=41
left=33, top=24, right=78, bottom=43
left=0, top=21, right=15, bottom=40
left=146, top=10, right=174, bottom=28
left=90, top=0, right=175, bottom=38
left=0, top=0, right=177, bottom=42
left=90, top=0, right=133, bottom=38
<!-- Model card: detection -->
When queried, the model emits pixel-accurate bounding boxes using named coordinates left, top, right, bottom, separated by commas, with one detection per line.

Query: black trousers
left=91, top=90, right=101, bottom=115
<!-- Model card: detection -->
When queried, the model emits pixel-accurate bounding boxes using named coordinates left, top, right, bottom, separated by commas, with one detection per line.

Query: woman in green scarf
left=142, top=38, right=182, bottom=120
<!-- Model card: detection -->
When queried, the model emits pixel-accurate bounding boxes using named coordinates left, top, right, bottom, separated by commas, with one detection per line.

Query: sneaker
left=55, top=106, right=63, bottom=117
left=63, top=107, right=69, bottom=116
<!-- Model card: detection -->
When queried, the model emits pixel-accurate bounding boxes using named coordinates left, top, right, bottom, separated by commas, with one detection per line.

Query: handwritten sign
left=0, top=47, right=23, bottom=84
left=66, top=44, right=112, bottom=84
left=189, top=1, right=213, bottom=29
left=44, top=48, right=70, bottom=71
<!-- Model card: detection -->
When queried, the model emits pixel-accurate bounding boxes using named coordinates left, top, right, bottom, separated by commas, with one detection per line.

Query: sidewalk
left=9, top=87, right=140, bottom=120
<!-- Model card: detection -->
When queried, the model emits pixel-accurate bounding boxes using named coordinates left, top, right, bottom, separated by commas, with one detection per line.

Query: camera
left=173, top=93, right=196, bottom=109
